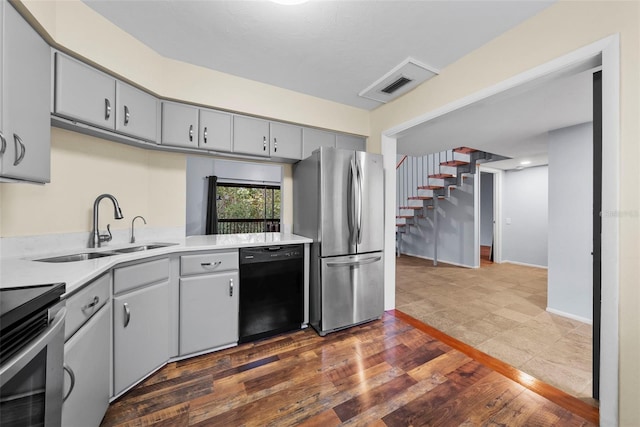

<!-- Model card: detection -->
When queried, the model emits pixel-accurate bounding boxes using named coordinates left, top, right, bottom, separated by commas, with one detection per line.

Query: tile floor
left=395, top=255, right=595, bottom=404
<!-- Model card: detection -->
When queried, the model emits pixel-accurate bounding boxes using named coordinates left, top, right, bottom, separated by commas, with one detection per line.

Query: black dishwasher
left=239, top=245, right=304, bottom=343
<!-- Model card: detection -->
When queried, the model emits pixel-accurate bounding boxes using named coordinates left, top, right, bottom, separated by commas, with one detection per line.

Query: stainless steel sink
left=112, top=242, right=178, bottom=254
left=34, top=242, right=178, bottom=263
left=36, top=252, right=116, bottom=263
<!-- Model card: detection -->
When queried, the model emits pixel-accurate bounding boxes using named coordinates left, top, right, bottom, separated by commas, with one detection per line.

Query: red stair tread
left=440, top=160, right=469, bottom=167
left=418, top=185, right=444, bottom=190
left=396, top=223, right=406, bottom=227
left=399, top=206, right=422, bottom=209
left=396, top=215, right=414, bottom=218
left=453, top=146, right=478, bottom=154
left=428, top=173, right=454, bottom=179
left=408, top=196, right=433, bottom=200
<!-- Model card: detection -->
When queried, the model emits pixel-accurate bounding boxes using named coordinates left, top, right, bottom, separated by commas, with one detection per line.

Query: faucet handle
left=100, top=224, right=114, bottom=243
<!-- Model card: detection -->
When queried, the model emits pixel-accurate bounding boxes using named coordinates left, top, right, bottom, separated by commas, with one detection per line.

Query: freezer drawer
left=319, top=252, right=383, bottom=334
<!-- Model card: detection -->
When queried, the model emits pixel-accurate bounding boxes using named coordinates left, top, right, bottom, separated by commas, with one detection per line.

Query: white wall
left=547, top=123, right=593, bottom=322
left=480, top=172, right=494, bottom=247
left=502, top=165, right=548, bottom=267
left=185, top=157, right=282, bottom=236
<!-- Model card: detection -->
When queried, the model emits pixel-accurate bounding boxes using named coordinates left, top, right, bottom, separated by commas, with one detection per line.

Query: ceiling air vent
left=381, top=76, right=413, bottom=94
left=359, top=57, right=439, bottom=104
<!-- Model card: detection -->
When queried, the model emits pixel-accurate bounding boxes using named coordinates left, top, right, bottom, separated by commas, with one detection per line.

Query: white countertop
left=0, top=232, right=312, bottom=296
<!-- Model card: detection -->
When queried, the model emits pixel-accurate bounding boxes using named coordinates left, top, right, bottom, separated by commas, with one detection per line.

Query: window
left=215, top=183, right=281, bottom=234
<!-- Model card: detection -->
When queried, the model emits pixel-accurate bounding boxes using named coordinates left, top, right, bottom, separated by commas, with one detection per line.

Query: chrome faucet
left=90, top=194, right=124, bottom=248
left=130, top=215, right=147, bottom=243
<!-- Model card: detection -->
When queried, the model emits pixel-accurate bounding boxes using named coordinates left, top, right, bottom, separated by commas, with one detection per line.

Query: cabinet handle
left=189, top=125, right=194, bottom=142
left=274, top=137, right=277, bottom=152
left=263, top=136, right=267, bottom=151
left=124, top=105, right=130, bottom=125
left=203, top=127, right=208, bottom=144
left=62, top=364, right=76, bottom=402
left=123, top=302, right=131, bottom=327
left=201, top=261, right=222, bottom=270
left=105, top=98, right=111, bottom=120
left=229, top=278, right=234, bottom=297
left=81, top=296, right=100, bottom=312
left=0, top=131, right=6, bottom=155
left=13, top=134, right=26, bottom=166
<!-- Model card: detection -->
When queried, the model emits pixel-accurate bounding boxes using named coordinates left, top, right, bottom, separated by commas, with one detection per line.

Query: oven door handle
left=0, top=307, right=66, bottom=387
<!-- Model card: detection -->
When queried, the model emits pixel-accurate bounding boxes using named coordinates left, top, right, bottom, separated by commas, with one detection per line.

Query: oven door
left=0, top=306, right=65, bottom=427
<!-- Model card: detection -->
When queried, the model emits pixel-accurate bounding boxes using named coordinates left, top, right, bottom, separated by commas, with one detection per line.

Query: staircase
left=395, top=146, right=507, bottom=260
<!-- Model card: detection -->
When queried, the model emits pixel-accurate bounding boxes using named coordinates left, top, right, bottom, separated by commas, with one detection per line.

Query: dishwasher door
left=319, top=252, right=383, bottom=335
left=239, top=245, right=304, bottom=342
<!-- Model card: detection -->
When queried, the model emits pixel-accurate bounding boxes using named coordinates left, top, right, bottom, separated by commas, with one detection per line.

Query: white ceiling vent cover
left=359, top=57, right=439, bottom=104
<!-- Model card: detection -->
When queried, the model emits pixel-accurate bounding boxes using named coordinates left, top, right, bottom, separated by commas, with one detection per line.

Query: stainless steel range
left=0, top=283, right=66, bottom=427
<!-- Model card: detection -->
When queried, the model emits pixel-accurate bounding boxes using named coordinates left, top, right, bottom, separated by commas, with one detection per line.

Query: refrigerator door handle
left=326, top=256, right=381, bottom=267
left=356, top=159, right=363, bottom=245
left=349, top=159, right=358, bottom=246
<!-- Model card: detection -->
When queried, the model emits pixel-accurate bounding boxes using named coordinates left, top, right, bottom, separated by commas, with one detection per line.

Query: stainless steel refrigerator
left=293, top=146, right=384, bottom=335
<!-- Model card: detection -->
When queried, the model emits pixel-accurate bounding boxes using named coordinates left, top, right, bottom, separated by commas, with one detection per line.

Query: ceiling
left=396, top=66, right=596, bottom=169
left=82, top=0, right=554, bottom=110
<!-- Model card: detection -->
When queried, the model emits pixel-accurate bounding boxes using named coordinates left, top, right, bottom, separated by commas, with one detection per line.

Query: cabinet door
left=63, top=304, right=110, bottom=427
left=199, top=109, right=231, bottom=152
left=302, top=128, right=335, bottom=159
left=161, top=102, right=198, bottom=148
left=336, top=134, right=366, bottom=152
left=1, top=3, right=51, bottom=183
left=179, top=272, right=238, bottom=355
left=233, top=115, right=270, bottom=157
left=113, top=282, right=169, bottom=396
left=115, top=81, right=158, bottom=142
left=54, top=53, right=115, bottom=130
left=270, top=122, right=302, bottom=160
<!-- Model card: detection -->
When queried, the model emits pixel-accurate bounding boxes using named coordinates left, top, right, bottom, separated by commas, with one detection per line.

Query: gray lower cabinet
left=179, top=272, right=239, bottom=354
left=62, top=303, right=111, bottom=427
left=270, top=122, right=302, bottom=160
left=233, top=115, right=270, bottom=157
left=302, top=128, right=336, bottom=159
left=179, top=250, right=239, bottom=356
left=113, top=282, right=169, bottom=396
left=1, top=2, right=51, bottom=183
left=113, top=278, right=169, bottom=396
left=336, top=134, right=366, bottom=152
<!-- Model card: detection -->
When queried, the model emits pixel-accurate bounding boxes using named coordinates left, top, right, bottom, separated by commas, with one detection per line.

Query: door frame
left=477, top=166, right=503, bottom=266
left=381, top=35, right=620, bottom=424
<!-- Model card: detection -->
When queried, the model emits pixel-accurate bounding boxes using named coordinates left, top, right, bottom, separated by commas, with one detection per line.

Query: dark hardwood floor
left=101, top=312, right=598, bottom=426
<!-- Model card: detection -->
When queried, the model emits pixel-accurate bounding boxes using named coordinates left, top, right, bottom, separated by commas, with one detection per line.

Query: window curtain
left=205, top=175, right=218, bottom=235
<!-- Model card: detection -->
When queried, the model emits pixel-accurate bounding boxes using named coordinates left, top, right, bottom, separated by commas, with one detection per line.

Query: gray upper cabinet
left=115, top=81, right=157, bottom=142
left=54, top=53, right=116, bottom=131
left=54, top=53, right=158, bottom=142
left=199, top=108, right=232, bottom=152
left=302, top=128, right=336, bottom=159
left=233, top=115, right=270, bottom=157
left=270, top=122, right=302, bottom=160
left=336, top=134, right=366, bottom=152
left=161, top=101, right=199, bottom=149
left=0, top=2, right=51, bottom=183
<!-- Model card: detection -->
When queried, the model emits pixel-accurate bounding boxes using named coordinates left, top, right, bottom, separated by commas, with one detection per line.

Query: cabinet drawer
left=180, top=251, right=238, bottom=276
left=114, top=258, right=169, bottom=295
left=64, top=273, right=110, bottom=341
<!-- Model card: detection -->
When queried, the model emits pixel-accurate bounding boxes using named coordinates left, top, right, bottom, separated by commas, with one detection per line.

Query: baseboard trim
left=546, top=307, right=592, bottom=325
left=502, top=260, right=548, bottom=269
left=399, top=251, right=473, bottom=269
